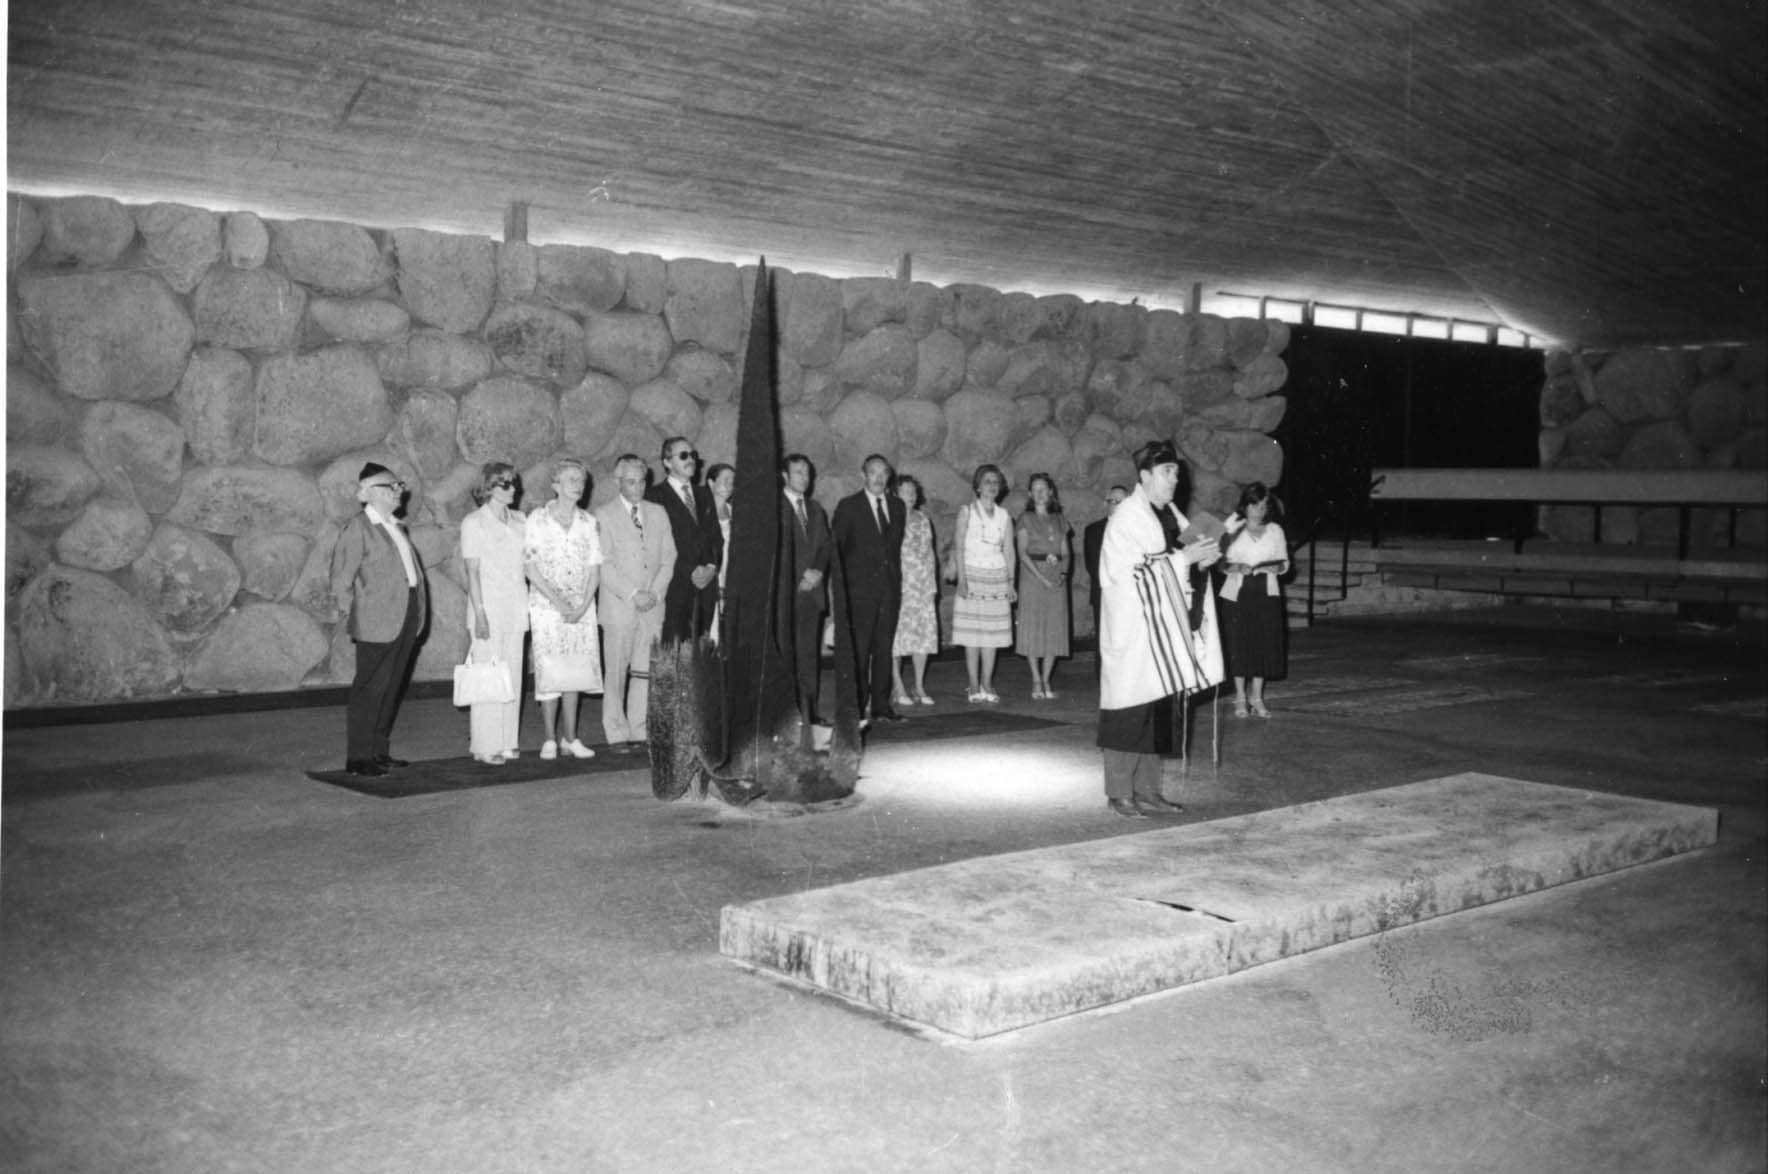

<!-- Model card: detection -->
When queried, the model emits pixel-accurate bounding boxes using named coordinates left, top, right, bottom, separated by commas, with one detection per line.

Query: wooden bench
left=1369, top=468, right=1766, bottom=558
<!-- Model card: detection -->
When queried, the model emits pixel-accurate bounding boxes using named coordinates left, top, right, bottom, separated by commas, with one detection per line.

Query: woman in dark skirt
left=1218, top=482, right=1289, bottom=717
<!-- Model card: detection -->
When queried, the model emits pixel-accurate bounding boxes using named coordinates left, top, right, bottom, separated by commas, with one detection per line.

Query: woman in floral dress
left=1014, top=472, right=1073, bottom=699
left=890, top=474, right=939, bottom=706
left=524, top=458, right=602, bottom=760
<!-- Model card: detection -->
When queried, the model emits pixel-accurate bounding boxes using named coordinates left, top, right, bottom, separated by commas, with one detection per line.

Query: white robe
left=1098, top=484, right=1222, bottom=711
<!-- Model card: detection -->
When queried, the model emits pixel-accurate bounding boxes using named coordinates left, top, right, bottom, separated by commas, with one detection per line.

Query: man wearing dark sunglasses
left=644, top=436, right=723, bottom=643
left=329, top=462, right=429, bottom=777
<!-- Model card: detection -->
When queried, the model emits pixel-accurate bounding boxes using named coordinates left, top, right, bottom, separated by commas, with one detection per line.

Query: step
left=720, top=774, right=1714, bottom=1039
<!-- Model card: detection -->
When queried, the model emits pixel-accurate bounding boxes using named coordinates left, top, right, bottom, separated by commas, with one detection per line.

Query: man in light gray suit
left=595, top=453, right=676, bottom=753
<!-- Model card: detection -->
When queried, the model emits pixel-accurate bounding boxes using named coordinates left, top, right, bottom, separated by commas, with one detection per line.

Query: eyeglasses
left=490, top=478, right=518, bottom=489
left=671, top=450, right=699, bottom=462
left=366, top=480, right=405, bottom=492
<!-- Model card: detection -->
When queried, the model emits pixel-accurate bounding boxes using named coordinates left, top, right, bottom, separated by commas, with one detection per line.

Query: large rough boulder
left=269, top=219, right=390, bottom=294
left=834, top=326, right=918, bottom=398
left=134, top=203, right=222, bottom=294
left=1593, top=349, right=1691, bottom=423
left=1186, top=315, right=1230, bottom=370
left=393, top=391, right=461, bottom=481
left=1226, top=317, right=1269, bottom=368
left=287, top=520, right=343, bottom=622
left=582, top=311, right=673, bottom=384
left=54, top=499, right=153, bottom=571
left=1175, top=369, right=1238, bottom=413
left=1563, top=406, right=1625, bottom=461
left=1053, top=391, right=1091, bottom=436
left=1234, top=353, right=1288, bottom=399
left=1134, top=382, right=1184, bottom=439
left=393, top=228, right=496, bottom=333
left=308, top=296, right=411, bottom=343
left=483, top=302, right=586, bottom=387
left=627, top=378, right=703, bottom=442
left=1030, top=294, right=1084, bottom=341
left=1201, top=395, right=1287, bottom=433
left=1688, top=376, right=1749, bottom=449
left=898, top=459, right=972, bottom=514
left=799, top=368, right=844, bottom=414
left=1141, top=310, right=1190, bottom=379
left=1263, top=319, right=1292, bottom=356
left=940, top=389, right=1021, bottom=470
left=6, top=524, right=54, bottom=622
left=780, top=410, right=838, bottom=476
left=1619, top=420, right=1699, bottom=469
left=15, top=271, right=195, bottom=401
left=17, top=565, right=181, bottom=701
left=536, top=244, right=627, bottom=317
left=1087, top=359, right=1154, bottom=419
left=590, top=410, right=666, bottom=467
left=35, top=196, right=136, bottom=267
left=1070, top=426, right=1122, bottom=488
left=224, top=212, right=269, bottom=268
left=1006, top=426, right=1075, bottom=488
left=317, top=449, right=423, bottom=523
left=132, top=522, right=243, bottom=633
left=184, top=602, right=328, bottom=692
left=376, top=330, right=495, bottom=390
left=911, top=330, right=966, bottom=401
left=420, top=462, right=484, bottom=524
left=1178, top=418, right=1230, bottom=474
left=175, top=348, right=256, bottom=465
left=829, top=391, right=900, bottom=471
left=411, top=571, right=470, bottom=681
left=76, top=401, right=187, bottom=513
left=496, top=241, right=538, bottom=305
left=193, top=266, right=307, bottom=351
left=965, top=340, right=1010, bottom=389
left=561, top=374, right=629, bottom=457
left=234, top=532, right=310, bottom=601
left=8, top=195, right=44, bottom=273
left=1539, top=374, right=1585, bottom=427
left=842, top=278, right=910, bottom=334
left=1219, top=430, right=1285, bottom=485
left=1085, top=302, right=1147, bottom=360
left=456, top=376, right=560, bottom=468
left=622, top=252, right=667, bottom=314
left=904, top=282, right=943, bottom=338
left=253, top=346, right=392, bottom=466
left=943, top=284, right=1003, bottom=340
left=666, top=349, right=738, bottom=404
left=5, top=364, right=73, bottom=445
left=893, top=400, right=947, bottom=460
left=167, top=466, right=325, bottom=537
left=664, top=259, right=743, bottom=352
left=6, top=446, right=102, bottom=527
left=695, top=403, right=741, bottom=468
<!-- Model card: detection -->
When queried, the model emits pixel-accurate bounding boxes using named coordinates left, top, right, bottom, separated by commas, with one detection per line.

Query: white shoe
left=502, top=748, right=521, bottom=759
left=561, top=738, right=596, bottom=759
left=540, top=740, right=558, bottom=760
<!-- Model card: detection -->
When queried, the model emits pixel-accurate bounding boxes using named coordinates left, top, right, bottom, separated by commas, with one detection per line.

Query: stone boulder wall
left=4, top=189, right=1290, bottom=707
left=1540, top=342, right=1765, bottom=545
left=16, top=565, right=182, bottom=701
left=184, top=602, right=328, bottom=693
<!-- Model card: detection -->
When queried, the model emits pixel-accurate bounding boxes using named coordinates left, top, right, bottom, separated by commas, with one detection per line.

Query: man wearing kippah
left=330, top=462, right=429, bottom=777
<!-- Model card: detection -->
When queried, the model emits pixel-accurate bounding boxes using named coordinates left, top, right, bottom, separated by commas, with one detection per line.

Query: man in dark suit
left=780, top=453, right=832, bottom=724
left=645, top=436, right=723, bottom=643
left=330, top=462, right=429, bottom=777
left=1083, top=484, right=1129, bottom=645
left=830, top=453, right=906, bottom=723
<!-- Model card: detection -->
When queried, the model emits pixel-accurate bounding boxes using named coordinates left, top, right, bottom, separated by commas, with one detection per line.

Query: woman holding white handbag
left=460, top=463, right=528, bottom=765
left=524, top=458, right=603, bottom=760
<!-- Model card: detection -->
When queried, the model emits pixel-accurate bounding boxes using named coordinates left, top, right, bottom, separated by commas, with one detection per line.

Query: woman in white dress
left=952, top=463, right=1016, bottom=702
left=524, top=458, right=602, bottom=760
left=460, top=462, right=528, bottom=764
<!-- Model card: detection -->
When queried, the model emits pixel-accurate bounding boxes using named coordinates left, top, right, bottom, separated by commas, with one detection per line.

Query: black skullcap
left=358, top=462, right=392, bottom=482
left=1134, top=440, right=1180, bottom=471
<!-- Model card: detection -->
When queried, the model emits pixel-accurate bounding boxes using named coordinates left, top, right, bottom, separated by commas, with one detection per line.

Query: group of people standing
left=328, top=439, right=1289, bottom=817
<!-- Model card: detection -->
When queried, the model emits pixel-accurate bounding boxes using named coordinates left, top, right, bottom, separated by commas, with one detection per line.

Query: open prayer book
left=1177, top=508, right=1228, bottom=548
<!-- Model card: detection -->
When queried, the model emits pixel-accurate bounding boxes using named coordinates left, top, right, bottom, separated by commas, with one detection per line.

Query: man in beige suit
left=595, top=453, right=676, bottom=753
left=330, top=462, right=429, bottom=777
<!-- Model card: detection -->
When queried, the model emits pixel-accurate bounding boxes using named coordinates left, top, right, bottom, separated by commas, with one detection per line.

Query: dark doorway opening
left=1273, top=327, right=1545, bottom=542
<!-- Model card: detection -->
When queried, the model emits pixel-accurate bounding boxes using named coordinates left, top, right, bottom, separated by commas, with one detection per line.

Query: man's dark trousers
left=347, top=585, right=423, bottom=762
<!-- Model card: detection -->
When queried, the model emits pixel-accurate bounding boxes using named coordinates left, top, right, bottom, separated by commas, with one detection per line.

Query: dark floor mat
left=311, top=709, right=1072, bottom=799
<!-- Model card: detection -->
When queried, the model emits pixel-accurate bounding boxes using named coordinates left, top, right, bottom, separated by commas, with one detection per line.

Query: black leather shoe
left=873, top=710, right=907, bottom=723
left=345, top=759, right=388, bottom=777
left=1135, top=795, right=1185, bottom=816
left=1107, top=798, right=1148, bottom=819
left=374, top=755, right=410, bottom=769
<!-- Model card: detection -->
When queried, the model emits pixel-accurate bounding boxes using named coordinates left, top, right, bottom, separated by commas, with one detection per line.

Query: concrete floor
left=2, top=608, right=1764, bottom=1173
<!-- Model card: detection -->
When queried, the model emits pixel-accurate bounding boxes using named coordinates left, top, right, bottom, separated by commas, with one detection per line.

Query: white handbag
left=453, top=645, right=514, bottom=707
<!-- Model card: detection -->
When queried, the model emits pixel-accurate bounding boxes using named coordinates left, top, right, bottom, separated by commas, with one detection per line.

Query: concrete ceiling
left=8, top=0, right=1765, bottom=351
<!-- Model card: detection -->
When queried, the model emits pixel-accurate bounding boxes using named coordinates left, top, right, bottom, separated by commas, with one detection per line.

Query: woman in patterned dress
left=1014, top=472, right=1073, bottom=700
left=952, top=464, right=1016, bottom=702
left=890, top=474, right=939, bottom=707
left=524, top=458, right=603, bottom=760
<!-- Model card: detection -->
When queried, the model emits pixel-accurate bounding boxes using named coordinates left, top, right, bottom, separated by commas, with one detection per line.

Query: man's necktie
left=630, top=501, right=643, bottom=537
left=679, top=483, right=693, bottom=511
left=794, top=496, right=808, bottom=531
left=874, top=495, right=887, bottom=534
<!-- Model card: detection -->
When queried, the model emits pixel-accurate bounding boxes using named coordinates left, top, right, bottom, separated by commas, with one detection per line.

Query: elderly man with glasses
left=330, top=462, right=429, bottom=777
left=644, top=436, right=723, bottom=644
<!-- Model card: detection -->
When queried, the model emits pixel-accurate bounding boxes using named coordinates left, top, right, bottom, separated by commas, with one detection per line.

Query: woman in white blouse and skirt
left=460, top=462, right=528, bottom=764
left=1218, top=482, right=1289, bottom=718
